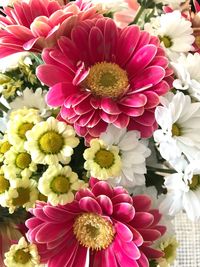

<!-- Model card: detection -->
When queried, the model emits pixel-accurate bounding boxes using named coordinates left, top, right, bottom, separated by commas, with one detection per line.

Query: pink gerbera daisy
left=0, top=0, right=101, bottom=57
left=26, top=178, right=166, bottom=267
left=37, top=17, right=173, bottom=142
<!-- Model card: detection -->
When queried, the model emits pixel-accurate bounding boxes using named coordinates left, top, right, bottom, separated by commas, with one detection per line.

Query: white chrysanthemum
left=2, top=147, right=37, bottom=181
left=7, top=108, right=42, bottom=150
left=171, top=53, right=200, bottom=101
left=159, top=161, right=200, bottom=221
left=83, top=138, right=122, bottom=180
left=4, top=237, right=41, bottom=267
left=145, top=11, right=194, bottom=57
left=85, top=0, right=128, bottom=12
left=100, top=125, right=151, bottom=188
left=0, top=134, right=11, bottom=162
left=5, top=178, right=38, bottom=213
left=0, top=52, right=28, bottom=73
left=38, top=164, right=86, bottom=206
left=10, top=88, right=52, bottom=118
left=0, top=169, right=10, bottom=207
left=25, top=117, right=79, bottom=165
left=154, top=92, right=200, bottom=162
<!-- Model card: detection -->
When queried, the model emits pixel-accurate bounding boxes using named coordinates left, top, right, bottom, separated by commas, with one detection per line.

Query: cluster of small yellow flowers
left=0, top=108, right=87, bottom=212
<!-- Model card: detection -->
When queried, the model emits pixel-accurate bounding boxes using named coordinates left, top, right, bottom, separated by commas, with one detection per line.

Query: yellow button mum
left=39, top=131, right=64, bottom=154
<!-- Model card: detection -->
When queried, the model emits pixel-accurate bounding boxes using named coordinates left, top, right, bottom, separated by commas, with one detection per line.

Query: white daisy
left=159, top=160, right=200, bottom=221
left=9, top=88, right=52, bottom=118
left=4, top=237, right=41, bottom=267
left=5, top=178, right=38, bottom=213
left=171, top=53, right=200, bottom=101
left=0, top=52, right=28, bottom=73
left=2, top=146, right=37, bottom=180
left=154, top=92, right=200, bottom=162
left=38, top=164, right=86, bottom=206
left=7, top=108, right=42, bottom=150
left=145, top=11, right=194, bottom=58
left=83, top=138, right=122, bottom=180
left=25, top=117, right=79, bottom=165
left=100, top=125, right=151, bottom=188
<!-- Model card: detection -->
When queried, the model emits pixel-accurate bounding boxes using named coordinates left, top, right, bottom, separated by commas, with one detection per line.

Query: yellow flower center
left=189, top=175, right=200, bottom=191
left=195, top=35, right=200, bottom=48
left=18, top=123, right=34, bottom=140
left=13, top=249, right=31, bottom=264
left=0, top=175, right=10, bottom=194
left=85, top=62, right=129, bottom=98
left=163, top=244, right=175, bottom=262
left=94, top=149, right=115, bottom=169
left=12, top=187, right=30, bottom=206
left=73, top=213, right=115, bottom=250
left=39, top=131, right=64, bottom=154
left=172, top=124, right=181, bottom=137
left=0, top=141, right=11, bottom=154
left=15, top=152, right=32, bottom=169
left=50, top=175, right=70, bottom=194
left=159, top=35, right=173, bottom=48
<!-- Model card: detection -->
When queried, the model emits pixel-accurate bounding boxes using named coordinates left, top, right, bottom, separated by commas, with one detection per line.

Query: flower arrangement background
left=0, top=0, right=200, bottom=266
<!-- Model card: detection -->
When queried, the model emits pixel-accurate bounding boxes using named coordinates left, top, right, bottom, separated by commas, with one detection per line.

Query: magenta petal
left=115, top=221, right=133, bottom=242
left=101, top=98, right=121, bottom=115
left=71, top=246, right=88, bottom=267
left=100, top=111, right=118, bottom=123
left=104, top=19, right=118, bottom=61
left=137, top=229, right=161, bottom=242
left=43, top=206, right=76, bottom=222
left=127, top=44, right=157, bottom=77
left=36, top=64, right=73, bottom=87
left=112, top=194, right=133, bottom=205
left=134, top=110, right=155, bottom=126
left=120, top=93, right=147, bottom=108
left=47, top=82, right=78, bottom=107
left=100, top=247, right=118, bottom=267
left=87, top=120, right=107, bottom=137
left=149, top=210, right=162, bottom=226
left=96, top=195, right=113, bottom=215
left=116, top=237, right=141, bottom=260
left=113, top=113, right=130, bottom=128
left=89, top=26, right=104, bottom=64
left=144, top=91, right=160, bottom=109
left=75, top=188, right=95, bottom=201
left=131, top=212, right=154, bottom=228
left=73, top=62, right=90, bottom=86
left=113, top=203, right=135, bottom=222
left=137, top=252, right=149, bottom=267
left=133, top=66, right=165, bottom=90
left=92, top=181, right=113, bottom=198
left=79, top=197, right=102, bottom=214
left=26, top=217, right=43, bottom=229
left=132, top=195, right=152, bottom=212
left=141, top=246, right=164, bottom=259
left=129, top=226, right=144, bottom=247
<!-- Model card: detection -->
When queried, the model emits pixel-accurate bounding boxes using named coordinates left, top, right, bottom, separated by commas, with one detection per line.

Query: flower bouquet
left=0, top=0, right=200, bottom=266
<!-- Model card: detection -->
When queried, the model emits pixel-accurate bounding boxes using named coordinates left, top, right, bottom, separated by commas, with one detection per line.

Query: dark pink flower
left=0, top=0, right=101, bottom=57
left=37, top=17, right=173, bottom=142
left=26, top=178, right=166, bottom=267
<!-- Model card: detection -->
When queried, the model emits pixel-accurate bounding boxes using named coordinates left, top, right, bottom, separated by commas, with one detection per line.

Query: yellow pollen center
left=0, top=175, right=10, bottom=194
left=73, top=213, right=115, bottom=250
left=12, top=187, right=30, bottom=206
left=18, top=123, right=34, bottom=140
left=95, top=149, right=115, bottom=169
left=163, top=244, right=175, bottom=261
left=159, top=35, right=173, bottom=48
left=39, top=131, right=64, bottom=154
left=189, top=175, right=200, bottom=191
left=85, top=62, right=129, bottom=98
left=195, top=36, right=200, bottom=48
left=15, top=152, right=31, bottom=169
left=13, top=249, right=31, bottom=264
left=172, top=124, right=181, bottom=137
left=0, top=141, right=11, bottom=154
left=50, top=175, right=70, bottom=194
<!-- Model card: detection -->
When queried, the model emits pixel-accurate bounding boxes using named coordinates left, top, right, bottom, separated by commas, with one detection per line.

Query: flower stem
left=130, top=5, right=145, bottom=25
left=147, top=166, right=176, bottom=174
left=0, top=102, right=9, bottom=113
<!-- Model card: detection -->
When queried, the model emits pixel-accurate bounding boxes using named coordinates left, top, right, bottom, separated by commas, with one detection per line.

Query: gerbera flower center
left=86, top=62, right=129, bottom=98
left=13, top=249, right=31, bottom=264
left=0, top=175, right=10, bottom=194
left=50, top=175, right=70, bottom=194
left=94, top=149, right=115, bottom=168
left=15, top=152, right=32, bottom=169
left=18, top=123, right=34, bottom=140
left=0, top=141, right=11, bottom=154
left=73, top=213, right=115, bottom=250
left=189, top=175, right=200, bottom=190
left=12, top=187, right=30, bottom=206
left=39, top=131, right=64, bottom=154
left=159, top=35, right=173, bottom=48
left=172, top=124, right=181, bottom=137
